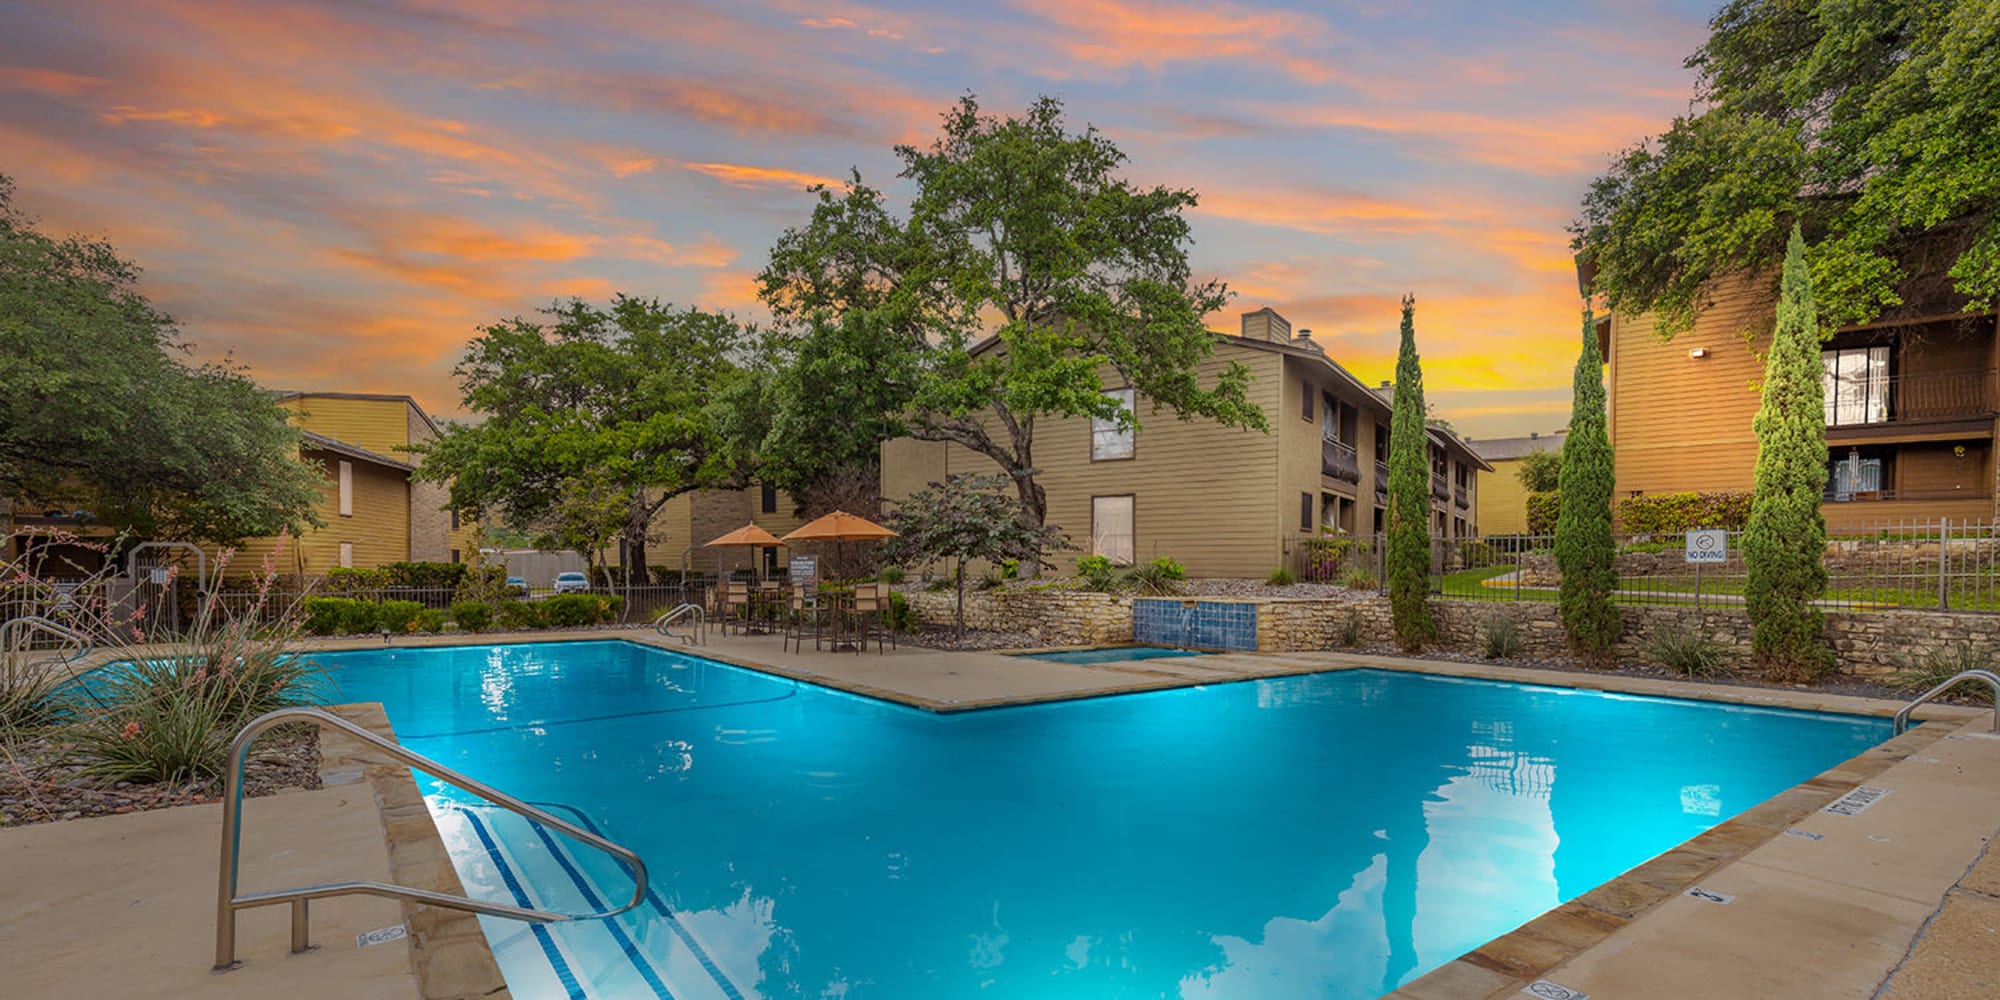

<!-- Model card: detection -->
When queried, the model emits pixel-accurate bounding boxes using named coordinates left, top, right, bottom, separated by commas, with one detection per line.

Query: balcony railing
left=1826, top=370, right=1998, bottom=428
left=1431, top=473, right=1451, bottom=502
left=1322, top=436, right=1360, bottom=484
left=1375, top=461, right=1389, bottom=498
left=1823, top=487, right=1995, bottom=503
left=1454, top=486, right=1470, bottom=510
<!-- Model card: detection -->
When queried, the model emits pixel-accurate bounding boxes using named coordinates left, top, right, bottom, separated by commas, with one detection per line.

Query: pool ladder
left=214, top=707, right=649, bottom=971
left=654, top=603, right=705, bottom=646
left=1, top=615, right=96, bottom=672
left=1892, top=669, right=2000, bottom=735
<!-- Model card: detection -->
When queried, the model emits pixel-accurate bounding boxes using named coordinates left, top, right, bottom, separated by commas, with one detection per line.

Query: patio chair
left=721, top=581, right=751, bottom=636
left=783, top=584, right=828, bottom=653
left=851, top=582, right=895, bottom=654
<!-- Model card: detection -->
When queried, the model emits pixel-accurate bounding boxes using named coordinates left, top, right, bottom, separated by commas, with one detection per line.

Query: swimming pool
left=320, top=640, right=1887, bottom=999
left=1010, top=645, right=1207, bottom=664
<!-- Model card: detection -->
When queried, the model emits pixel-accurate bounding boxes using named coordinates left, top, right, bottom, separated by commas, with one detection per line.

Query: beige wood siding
left=220, top=450, right=409, bottom=575
left=1478, top=459, right=1532, bottom=535
left=279, top=396, right=415, bottom=459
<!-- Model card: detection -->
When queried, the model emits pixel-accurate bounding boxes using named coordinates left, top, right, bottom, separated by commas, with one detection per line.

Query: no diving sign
left=1685, top=529, right=1727, bottom=564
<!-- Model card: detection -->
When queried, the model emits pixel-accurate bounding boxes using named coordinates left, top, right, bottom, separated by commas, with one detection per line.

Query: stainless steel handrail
left=1, top=615, right=95, bottom=669
left=653, top=603, right=705, bottom=645
left=214, top=707, right=649, bottom=971
left=1892, top=669, right=2000, bottom=735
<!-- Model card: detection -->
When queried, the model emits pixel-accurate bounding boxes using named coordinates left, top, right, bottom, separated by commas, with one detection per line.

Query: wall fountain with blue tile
left=1132, top=598, right=1258, bottom=651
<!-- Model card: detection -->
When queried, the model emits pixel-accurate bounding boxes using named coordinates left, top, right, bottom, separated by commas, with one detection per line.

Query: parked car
left=552, top=571, right=589, bottom=594
left=505, top=576, right=529, bottom=595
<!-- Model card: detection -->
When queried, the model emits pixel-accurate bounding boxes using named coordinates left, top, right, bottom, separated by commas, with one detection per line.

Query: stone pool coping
left=285, top=629, right=1995, bottom=999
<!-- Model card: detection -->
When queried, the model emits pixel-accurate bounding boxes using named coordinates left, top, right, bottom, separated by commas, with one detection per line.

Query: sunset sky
left=2, top=0, right=1713, bottom=438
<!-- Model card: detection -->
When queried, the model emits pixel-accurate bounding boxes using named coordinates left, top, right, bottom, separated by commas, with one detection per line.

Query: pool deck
left=20, top=626, right=1999, bottom=999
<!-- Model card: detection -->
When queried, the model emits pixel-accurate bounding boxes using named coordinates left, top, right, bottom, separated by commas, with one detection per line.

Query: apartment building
left=879, top=309, right=1489, bottom=579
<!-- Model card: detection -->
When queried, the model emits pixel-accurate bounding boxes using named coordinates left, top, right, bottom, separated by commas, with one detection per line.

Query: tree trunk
left=954, top=556, right=967, bottom=639
left=1012, top=472, right=1048, bottom=526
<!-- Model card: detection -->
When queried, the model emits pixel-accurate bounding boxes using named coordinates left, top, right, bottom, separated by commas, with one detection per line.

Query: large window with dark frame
left=1822, top=345, right=1889, bottom=427
left=1091, top=387, right=1136, bottom=461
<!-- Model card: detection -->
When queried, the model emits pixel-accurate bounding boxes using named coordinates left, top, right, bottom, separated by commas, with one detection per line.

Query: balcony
left=1827, top=370, right=1997, bottom=429
left=1322, top=436, right=1360, bottom=485
left=1431, top=472, right=1451, bottom=502
left=1374, top=461, right=1389, bottom=499
left=1453, top=486, right=1470, bottom=510
left=1823, top=486, right=1994, bottom=503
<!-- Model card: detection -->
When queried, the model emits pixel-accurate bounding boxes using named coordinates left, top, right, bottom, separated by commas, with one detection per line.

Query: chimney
left=1293, top=327, right=1323, bottom=353
left=1379, top=380, right=1391, bottom=390
left=1240, top=308, right=1291, bottom=343
left=1529, top=431, right=1539, bottom=439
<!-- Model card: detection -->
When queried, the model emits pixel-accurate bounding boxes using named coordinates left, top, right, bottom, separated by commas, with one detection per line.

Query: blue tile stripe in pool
left=533, top=801, right=746, bottom=1000
left=457, top=806, right=589, bottom=1000
left=520, top=818, right=677, bottom=1000
left=1132, top=598, right=1258, bottom=650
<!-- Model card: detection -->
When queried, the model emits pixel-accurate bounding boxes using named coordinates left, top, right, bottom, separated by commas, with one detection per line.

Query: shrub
left=383, top=561, right=469, bottom=589
left=1265, top=566, right=1297, bottom=586
left=339, top=599, right=381, bottom=635
left=602, top=595, right=625, bottom=621
left=323, top=566, right=386, bottom=595
left=68, top=687, right=233, bottom=784
left=1526, top=490, right=1560, bottom=535
left=885, top=591, right=916, bottom=633
left=1617, top=491, right=1754, bottom=533
left=75, top=647, right=327, bottom=782
left=302, top=597, right=349, bottom=636
left=1385, top=295, right=1435, bottom=649
left=1555, top=308, right=1621, bottom=661
left=495, top=600, right=546, bottom=630
left=997, top=559, right=1020, bottom=580
left=1, top=661, right=65, bottom=732
left=1075, top=555, right=1117, bottom=591
left=1898, top=644, right=1997, bottom=704
left=542, top=594, right=606, bottom=628
left=450, top=600, right=493, bottom=631
left=1341, top=566, right=1378, bottom=591
left=415, top=609, right=445, bottom=633
left=974, top=569, right=1006, bottom=591
left=376, top=600, right=424, bottom=633
left=1646, top=626, right=1732, bottom=677
left=1339, top=614, right=1363, bottom=647
left=924, top=575, right=956, bottom=593
left=1481, top=612, right=1522, bottom=659
left=877, top=566, right=908, bottom=585
left=1120, top=557, right=1185, bottom=596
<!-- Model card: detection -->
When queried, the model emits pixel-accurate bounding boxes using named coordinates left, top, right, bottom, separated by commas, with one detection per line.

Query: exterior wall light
left=1689, top=347, right=1709, bottom=359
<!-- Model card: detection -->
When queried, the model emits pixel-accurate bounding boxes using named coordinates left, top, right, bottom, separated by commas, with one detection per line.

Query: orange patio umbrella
left=704, top=523, right=784, bottom=582
left=781, top=511, right=897, bottom=583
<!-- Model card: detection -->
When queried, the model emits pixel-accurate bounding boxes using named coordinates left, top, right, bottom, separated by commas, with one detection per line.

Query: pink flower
left=120, top=721, right=142, bottom=740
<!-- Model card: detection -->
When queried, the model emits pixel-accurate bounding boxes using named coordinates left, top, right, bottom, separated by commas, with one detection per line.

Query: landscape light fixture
left=1689, top=347, right=1708, bottom=359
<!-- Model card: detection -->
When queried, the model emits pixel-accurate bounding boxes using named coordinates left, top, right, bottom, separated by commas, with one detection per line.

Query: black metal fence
left=1282, top=518, right=2000, bottom=613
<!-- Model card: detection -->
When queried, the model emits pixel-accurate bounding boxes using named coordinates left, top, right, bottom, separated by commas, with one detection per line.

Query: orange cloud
left=0, top=66, right=109, bottom=96
left=1009, top=0, right=1345, bottom=85
left=682, top=161, right=841, bottom=191
left=1254, top=104, right=1667, bottom=176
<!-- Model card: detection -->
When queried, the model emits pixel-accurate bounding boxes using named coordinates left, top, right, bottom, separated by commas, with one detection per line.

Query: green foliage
left=68, top=689, right=234, bottom=785
left=1, top=661, right=64, bottom=732
left=1618, top=491, right=1755, bottom=533
left=1573, top=0, right=2000, bottom=333
left=1075, top=555, right=1118, bottom=591
left=302, top=597, right=349, bottom=636
left=72, top=650, right=325, bottom=784
left=415, top=296, right=750, bottom=570
left=1899, top=643, right=1997, bottom=704
left=881, top=473, right=1068, bottom=635
left=876, top=566, right=907, bottom=585
left=1342, top=566, right=1379, bottom=590
left=885, top=591, right=916, bottom=633
left=974, top=569, right=1005, bottom=592
left=1339, top=614, right=1363, bottom=647
left=542, top=594, right=613, bottom=628
left=1481, top=612, right=1522, bottom=660
left=1265, top=566, right=1297, bottom=586
left=0, top=176, right=322, bottom=542
left=1556, top=309, right=1622, bottom=660
left=1526, top=490, right=1561, bottom=536
left=382, top=562, right=469, bottom=589
left=1646, top=627, right=1733, bottom=678
left=1515, top=449, right=1562, bottom=493
left=375, top=600, right=424, bottom=633
left=758, top=94, right=1266, bottom=524
left=449, top=600, right=494, bottom=631
left=1120, top=557, right=1186, bottom=596
left=415, top=609, right=445, bottom=633
left=1385, top=295, right=1436, bottom=649
left=494, top=600, right=547, bottom=630
left=1745, top=228, right=1833, bottom=681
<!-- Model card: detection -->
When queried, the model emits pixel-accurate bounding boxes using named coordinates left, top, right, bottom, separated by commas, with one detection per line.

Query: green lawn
left=1432, top=562, right=2000, bottom=612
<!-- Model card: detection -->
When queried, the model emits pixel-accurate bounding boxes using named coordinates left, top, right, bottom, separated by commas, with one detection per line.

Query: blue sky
left=0, top=0, right=1717, bottom=437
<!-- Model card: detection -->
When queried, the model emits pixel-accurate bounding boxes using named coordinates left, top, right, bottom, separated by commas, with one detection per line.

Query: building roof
left=276, top=390, right=446, bottom=439
left=299, top=430, right=415, bottom=472
left=1470, top=430, right=1566, bottom=463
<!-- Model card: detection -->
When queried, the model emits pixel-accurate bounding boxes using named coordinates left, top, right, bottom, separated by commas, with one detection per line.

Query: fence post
left=1938, top=518, right=1950, bottom=611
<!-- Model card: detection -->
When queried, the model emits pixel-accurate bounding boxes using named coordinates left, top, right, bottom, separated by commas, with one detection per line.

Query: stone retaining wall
left=902, top=585, right=1987, bottom=679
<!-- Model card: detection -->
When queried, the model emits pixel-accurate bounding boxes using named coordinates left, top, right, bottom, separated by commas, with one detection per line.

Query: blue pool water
left=319, top=641, right=1887, bottom=1000
left=1012, top=645, right=1208, bottom=665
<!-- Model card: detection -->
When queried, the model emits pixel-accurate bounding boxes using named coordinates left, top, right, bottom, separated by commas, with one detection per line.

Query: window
left=450, top=548, right=461, bottom=564
left=338, top=541, right=354, bottom=568
left=761, top=483, right=778, bottom=513
left=1301, top=379, right=1315, bottom=422
left=1299, top=492, right=1313, bottom=532
left=1823, top=346, right=1889, bottom=426
left=1321, top=396, right=1340, bottom=442
left=1826, top=447, right=1889, bottom=501
left=1091, top=495, right=1135, bottom=565
left=337, top=460, right=353, bottom=517
left=450, top=509, right=460, bottom=531
left=1091, top=388, right=1136, bottom=461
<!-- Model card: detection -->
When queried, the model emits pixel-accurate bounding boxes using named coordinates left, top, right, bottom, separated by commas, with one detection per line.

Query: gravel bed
left=1343, top=642, right=1928, bottom=702
left=0, top=724, right=321, bottom=828
left=1175, top=579, right=1374, bottom=600
left=900, top=625, right=1043, bottom=651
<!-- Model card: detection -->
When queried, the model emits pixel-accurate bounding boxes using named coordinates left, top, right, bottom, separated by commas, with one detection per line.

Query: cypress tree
left=1386, top=294, right=1436, bottom=648
left=1555, top=307, right=1620, bottom=659
left=1745, top=226, right=1831, bottom=680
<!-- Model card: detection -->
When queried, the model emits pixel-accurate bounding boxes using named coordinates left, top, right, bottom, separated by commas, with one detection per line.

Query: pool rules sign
left=1685, top=529, right=1727, bottom=564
